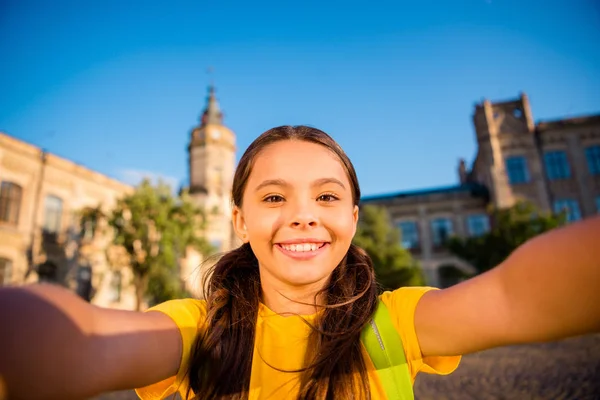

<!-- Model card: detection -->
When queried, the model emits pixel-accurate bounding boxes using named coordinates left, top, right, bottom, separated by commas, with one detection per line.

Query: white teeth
left=281, top=243, right=323, bottom=252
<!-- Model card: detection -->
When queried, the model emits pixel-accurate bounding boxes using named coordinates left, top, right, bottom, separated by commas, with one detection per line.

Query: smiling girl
left=1, top=125, right=599, bottom=400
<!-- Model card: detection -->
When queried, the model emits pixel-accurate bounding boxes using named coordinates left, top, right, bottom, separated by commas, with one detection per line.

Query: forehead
left=249, top=140, right=348, bottom=183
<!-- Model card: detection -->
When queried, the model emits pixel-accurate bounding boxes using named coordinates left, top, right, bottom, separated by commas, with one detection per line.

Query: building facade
left=363, top=93, right=600, bottom=287
left=3, top=91, right=598, bottom=298
left=0, top=133, right=136, bottom=309
left=0, top=85, right=240, bottom=306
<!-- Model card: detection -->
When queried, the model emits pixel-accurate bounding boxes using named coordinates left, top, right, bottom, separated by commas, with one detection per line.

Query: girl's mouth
left=277, top=242, right=327, bottom=252
left=275, top=242, right=329, bottom=260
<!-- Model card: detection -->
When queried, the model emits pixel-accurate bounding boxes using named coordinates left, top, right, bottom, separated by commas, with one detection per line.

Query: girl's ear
left=232, top=206, right=249, bottom=243
left=352, top=205, right=359, bottom=236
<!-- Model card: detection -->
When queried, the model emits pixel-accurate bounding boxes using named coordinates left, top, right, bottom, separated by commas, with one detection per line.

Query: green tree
left=446, top=201, right=566, bottom=275
left=353, top=205, right=424, bottom=289
left=109, top=179, right=213, bottom=310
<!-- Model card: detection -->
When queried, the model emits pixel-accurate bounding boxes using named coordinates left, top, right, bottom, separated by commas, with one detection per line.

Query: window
left=108, top=271, right=122, bottom=302
left=544, top=151, right=571, bottom=180
left=80, top=208, right=104, bottom=241
left=398, top=221, right=419, bottom=249
left=505, top=156, right=530, bottom=184
left=82, top=221, right=95, bottom=240
left=214, top=166, right=224, bottom=195
left=37, top=260, right=58, bottom=283
left=431, top=218, right=454, bottom=246
left=0, top=258, right=12, bottom=286
left=43, top=195, right=63, bottom=233
left=554, top=199, right=582, bottom=223
left=76, top=265, right=93, bottom=301
left=67, top=211, right=81, bottom=238
left=0, top=181, right=23, bottom=225
left=586, top=145, right=600, bottom=175
left=467, top=214, right=490, bottom=237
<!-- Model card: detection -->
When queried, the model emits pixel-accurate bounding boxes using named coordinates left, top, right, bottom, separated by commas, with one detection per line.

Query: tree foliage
left=109, top=179, right=213, bottom=310
left=446, top=201, right=566, bottom=275
left=353, top=205, right=424, bottom=289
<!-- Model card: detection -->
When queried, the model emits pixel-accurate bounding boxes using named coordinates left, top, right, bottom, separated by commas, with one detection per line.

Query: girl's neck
left=260, top=277, right=329, bottom=316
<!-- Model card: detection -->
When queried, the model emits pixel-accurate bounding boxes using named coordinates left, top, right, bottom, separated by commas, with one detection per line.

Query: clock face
left=212, top=130, right=221, bottom=140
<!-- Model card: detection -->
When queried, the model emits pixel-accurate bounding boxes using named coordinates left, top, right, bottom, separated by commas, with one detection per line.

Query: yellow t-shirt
left=136, top=286, right=460, bottom=399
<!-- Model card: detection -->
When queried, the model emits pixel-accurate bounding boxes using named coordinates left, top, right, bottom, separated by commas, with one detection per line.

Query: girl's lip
left=275, top=242, right=330, bottom=260
left=276, top=238, right=329, bottom=245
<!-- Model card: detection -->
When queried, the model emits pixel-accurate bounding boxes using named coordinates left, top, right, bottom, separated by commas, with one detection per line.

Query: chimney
left=458, top=158, right=468, bottom=184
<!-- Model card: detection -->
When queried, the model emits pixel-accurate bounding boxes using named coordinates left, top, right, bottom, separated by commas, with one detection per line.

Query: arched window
left=43, top=195, right=63, bottom=233
left=0, top=181, right=23, bottom=225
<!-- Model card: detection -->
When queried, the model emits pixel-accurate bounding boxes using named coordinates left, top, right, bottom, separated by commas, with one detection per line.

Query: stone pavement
left=95, top=334, right=600, bottom=400
left=414, top=334, right=600, bottom=400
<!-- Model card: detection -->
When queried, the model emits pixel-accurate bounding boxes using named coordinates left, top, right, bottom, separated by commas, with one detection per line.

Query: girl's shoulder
left=378, top=286, right=435, bottom=353
left=146, top=297, right=207, bottom=327
left=379, top=286, right=460, bottom=381
left=135, top=298, right=208, bottom=400
left=379, top=286, right=435, bottom=310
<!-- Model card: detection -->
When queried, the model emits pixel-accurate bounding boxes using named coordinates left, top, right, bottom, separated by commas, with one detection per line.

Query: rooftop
left=360, top=182, right=488, bottom=203
left=536, top=114, right=600, bottom=132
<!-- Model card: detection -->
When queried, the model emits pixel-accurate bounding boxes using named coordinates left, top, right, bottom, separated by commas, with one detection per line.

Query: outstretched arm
left=0, top=284, right=182, bottom=400
left=415, top=215, right=600, bottom=357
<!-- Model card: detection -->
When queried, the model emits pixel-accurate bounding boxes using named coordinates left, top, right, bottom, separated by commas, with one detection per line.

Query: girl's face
left=233, top=140, right=358, bottom=294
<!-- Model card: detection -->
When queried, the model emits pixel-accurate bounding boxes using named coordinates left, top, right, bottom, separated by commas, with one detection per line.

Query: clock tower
left=188, top=85, right=237, bottom=252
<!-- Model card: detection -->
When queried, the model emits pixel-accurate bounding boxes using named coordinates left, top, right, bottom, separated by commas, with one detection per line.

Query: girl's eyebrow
left=312, top=177, right=346, bottom=190
left=254, top=178, right=346, bottom=192
left=254, top=179, right=288, bottom=192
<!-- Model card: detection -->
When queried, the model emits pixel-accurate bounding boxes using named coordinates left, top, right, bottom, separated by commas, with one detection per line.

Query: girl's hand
left=0, top=284, right=182, bottom=400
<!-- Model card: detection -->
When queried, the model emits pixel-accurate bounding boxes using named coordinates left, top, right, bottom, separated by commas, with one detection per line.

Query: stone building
left=179, top=86, right=239, bottom=295
left=187, top=85, right=238, bottom=252
left=362, top=93, right=600, bottom=288
left=0, top=85, right=239, bottom=306
left=3, top=90, right=598, bottom=299
left=0, top=133, right=136, bottom=309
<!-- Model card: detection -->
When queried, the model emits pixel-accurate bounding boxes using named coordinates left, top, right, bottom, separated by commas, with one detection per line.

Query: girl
left=1, top=125, right=599, bottom=400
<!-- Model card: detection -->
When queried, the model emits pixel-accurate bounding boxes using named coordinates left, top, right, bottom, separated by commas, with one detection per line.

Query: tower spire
left=200, top=84, right=223, bottom=126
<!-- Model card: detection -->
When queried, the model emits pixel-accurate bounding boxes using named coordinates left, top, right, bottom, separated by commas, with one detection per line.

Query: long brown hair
left=187, top=126, right=379, bottom=399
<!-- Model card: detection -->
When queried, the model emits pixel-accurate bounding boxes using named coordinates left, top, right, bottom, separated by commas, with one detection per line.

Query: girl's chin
left=280, top=267, right=333, bottom=288
left=260, top=253, right=337, bottom=287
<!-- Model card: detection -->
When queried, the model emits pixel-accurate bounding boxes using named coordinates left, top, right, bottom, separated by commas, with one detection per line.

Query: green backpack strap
left=361, top=300, right=414, bottom=400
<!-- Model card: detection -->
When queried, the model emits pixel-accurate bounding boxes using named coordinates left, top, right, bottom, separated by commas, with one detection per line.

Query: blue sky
left=1, top=0, right=599, bottom=196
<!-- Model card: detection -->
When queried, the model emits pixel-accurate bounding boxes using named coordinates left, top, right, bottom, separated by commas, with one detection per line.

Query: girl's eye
left=263, top=195, right=284, bottom=203
left=317, top=193, right=339, bottom=202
